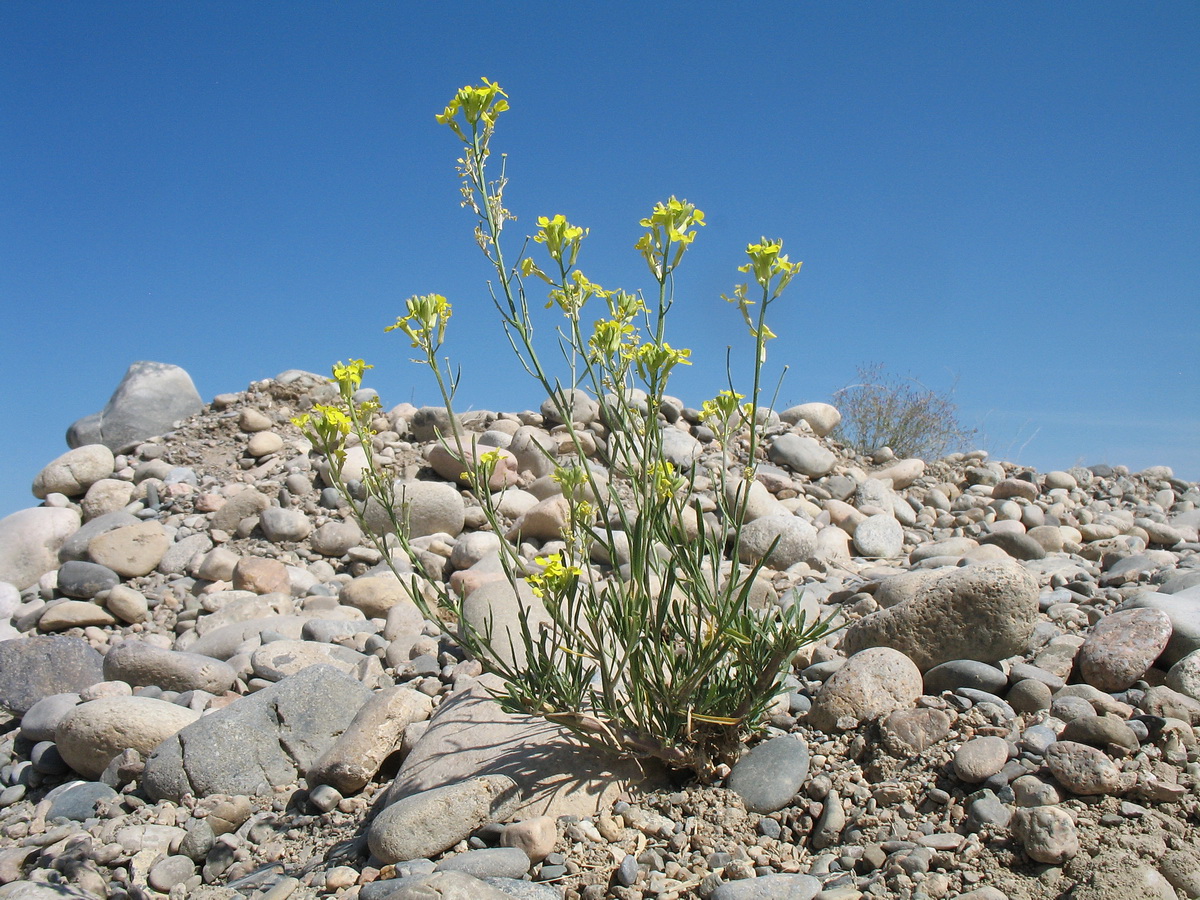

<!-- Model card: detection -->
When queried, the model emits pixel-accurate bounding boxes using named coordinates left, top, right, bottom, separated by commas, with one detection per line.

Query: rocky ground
left=0, top=361, right=1198, bottom=900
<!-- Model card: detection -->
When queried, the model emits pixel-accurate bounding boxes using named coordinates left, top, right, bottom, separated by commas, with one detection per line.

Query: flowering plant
left=297, top=80, right=837, bottom=776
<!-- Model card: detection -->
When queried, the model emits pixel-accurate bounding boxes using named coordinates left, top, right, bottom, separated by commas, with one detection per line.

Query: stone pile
left=0, top=363, right=1197, bottom=900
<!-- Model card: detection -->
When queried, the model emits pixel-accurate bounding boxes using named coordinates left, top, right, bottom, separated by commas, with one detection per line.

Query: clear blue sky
left=2, top=2, right=1197, bottom=518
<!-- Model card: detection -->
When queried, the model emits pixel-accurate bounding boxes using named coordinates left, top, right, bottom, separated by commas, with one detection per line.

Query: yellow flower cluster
left=435, top=77, right=508, bottom=139
left=386, top=293, right=452, bottom=352
left=527, top=553, right=582, bottom=600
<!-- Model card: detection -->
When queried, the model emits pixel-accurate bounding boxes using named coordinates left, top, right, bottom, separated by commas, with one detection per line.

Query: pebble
left=953, top=736, right=1011, bottom=783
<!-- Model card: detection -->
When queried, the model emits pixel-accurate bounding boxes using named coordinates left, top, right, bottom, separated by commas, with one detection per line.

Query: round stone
left=953, top=736, right=1010, bottom=783
left=247, top=431, right=284, bottom=457
left=853, top=514, right=904, bottom=558
left=148, top=855, right=197, bottom=892
left=258, top=507, right=311, bottom=543
left=808, top=647, right=923, bottom=732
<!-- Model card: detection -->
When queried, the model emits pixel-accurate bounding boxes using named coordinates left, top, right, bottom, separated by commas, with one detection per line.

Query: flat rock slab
left=142, top=664, right=372, bottom=801
left=385, top=675, right=666, bottom=820
left=840, top=561, right=1040, bottom=671
left=0, top=637, right=103, bottom=716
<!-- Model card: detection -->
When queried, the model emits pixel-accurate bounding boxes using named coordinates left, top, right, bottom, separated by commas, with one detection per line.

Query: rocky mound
left=0, top=363, right=1197, bottom=900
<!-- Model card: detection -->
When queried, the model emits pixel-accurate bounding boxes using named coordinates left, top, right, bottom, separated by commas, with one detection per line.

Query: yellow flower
left=386, top=293, right=453, bottom=351
left=637, top=197, right=705, bottom=278
left=527, top=552, right=582, bottom=599
left=436, top=78, right=508, bottom=137
left=331, top=359, right=372, bottom=393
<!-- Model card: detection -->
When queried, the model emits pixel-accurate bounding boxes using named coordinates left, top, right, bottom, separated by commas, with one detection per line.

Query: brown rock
left=232, top=556, right=291, bottom=595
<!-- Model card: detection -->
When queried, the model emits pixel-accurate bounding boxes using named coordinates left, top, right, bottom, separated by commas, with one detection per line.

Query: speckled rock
left=1076, top=606, right=1173, bottom=691
left=1011, top=805, right=1079, bottom=864
left=1044, top=740, right=1134, bottom=796
left=840, top=561, right=1040, bottom=671
left=808, top=647, right=923, bottom=731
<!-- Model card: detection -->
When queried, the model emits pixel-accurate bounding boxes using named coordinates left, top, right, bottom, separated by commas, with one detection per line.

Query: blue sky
left=2, top=2, right=1197, bottom=518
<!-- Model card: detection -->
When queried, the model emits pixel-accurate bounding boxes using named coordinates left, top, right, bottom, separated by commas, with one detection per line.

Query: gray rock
left=710, top=874, right=821, bottom=900
left=369, top=775, right=522, bottom=864
left=923, top=660, right=1008, bottom=696
left=659, top=428, right=703, bottom=470
left=0, top=637, right=103, bottom=715
left=365, top=871, right=512, bottom=900
left=0, top=507, right=80, bottom=591
left=311, top=520, right=362, bottom=557
left=768, top=434, right=836, bottom=478
left=45, top=780, right=118, bottom=822
left=32, top=445, right=115, bottom=499
left=103, top=639, right=237, bottom=694
left=435, top=848, right=530, bottom=878
left=365, top=480, right=465, bottom=539
left=461, top=580, right=552, bottom=671
left=979, top=530, right=1047, bottom=561
left=259, top=507, right=312, bottom=543
left=209, top=490, right=270, bottom=535
left=541, top=388, right=599, bottom=426
left=158, top=533, right=213, bottom=576
left=55, top=560, right=120, bottom=599
left=142, top=664, right=372, bottom=801
left=954, top=736, right=1010, bottom=783
left=20, top=693, right=81, bottom=742
left=0, top=882, right=99, bottom=899
left=737, top=514, right=817, bottom=570
left=66, top=361, right=203, bottom=452
left=307, top=686, right=433, bottom=794
left=480, top=879, right=562, bottom=900
left=57, top=511, right=140, bottom=563
left=840, top=561, right=1040, bottom=671
left=728, top=734, right=810, bottom=813
left=853, top=514, right=904, bottom=558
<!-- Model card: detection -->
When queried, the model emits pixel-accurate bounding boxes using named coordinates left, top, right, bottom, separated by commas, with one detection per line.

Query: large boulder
left=31, top=445, right=115, bottom=499
left=839, top=561, right=1040, bottom=671
left=66, top=361, right=203, bottom=452
left=141, top=665, right=372, bottom=801
left=0, top=507, right=80, bottom=591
